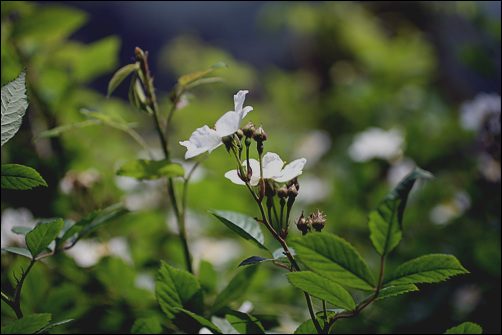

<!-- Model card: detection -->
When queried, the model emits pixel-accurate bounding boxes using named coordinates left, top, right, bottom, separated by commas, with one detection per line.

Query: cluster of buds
left=295, top=208, right=327, bottom=235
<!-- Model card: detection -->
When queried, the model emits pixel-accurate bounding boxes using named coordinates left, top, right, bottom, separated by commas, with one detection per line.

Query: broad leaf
left=35, top=319, right=73, bottom=334
left=1, top=69, right=28, bottom=146
left=1, top=313, right=51, bottom=334
left=210, top=210, right=269, bottom=253
left=368, top=167, right=433, bottom=256
left=174, top=308, right=222, bottom=334
left=291, top=233, right=376, bottom=290
left=25, top=218, right=64, bottom=258
left=107, top=63, right=139, bottom=97
left=116, top=159, right=184, bottom=180
left=1, top=247, right=33, bottom=259
left=444, top=322, right=483, bottom=334
left=359, top=284, right=419, bottom=305
left=211, top=265, right=257, bottom=313
left=384, top=254, right=469, bottom=286
left=155, top=261, right=203, bottom=319
left=294, top=316, right=329, bottom=334
left=238, top=256, right=270, bottom=267
left=178, top=61, right=227, bottom=87
left=1, top=164, right=47, bottom=190
left=11, top=226, right=32, bottom=235
left=225, top=310, right=265, bottom=334
left=287, top=271, right=356, bottom=311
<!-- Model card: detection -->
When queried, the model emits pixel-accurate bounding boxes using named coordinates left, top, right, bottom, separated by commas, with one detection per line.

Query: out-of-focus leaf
left=211, top=265, right=257, bottom=313
left=25, top=218, right=64, bottom=258
left=178, top=61, right=227, bottom=87
left=384, top=254, right=469, bottom=286
left=34, top=120, right=102, bottom=140
left=1, top=164, right=47, bottom=190
left=1, top=313, right=51, bottom=334
left=444, top=322, right=483, bottom=334
left=11, top=4, right=87, bottom=44
left=155, top=261, right=204, bottom=319
left=291, top=233, right=376, bottom=290
left=286, top=271, right=356, bottom=311
left=1, top=69, right=28, bottom=146
left=130, top=317, right=162, bottom=335
left=368, top=167, right=433, bottom=256
left=108, top=63, right=139, bottom=98
left=73, top=36, right=121, bottom=83
left=238, top=256, right=270, bottom=267
left=225, top=310, right=265, bottom=334
left=11, top=226, right=32, bottom=235
left=210, top=210, right=269, bottom=253
left=116, top=159, right=185, bottom=180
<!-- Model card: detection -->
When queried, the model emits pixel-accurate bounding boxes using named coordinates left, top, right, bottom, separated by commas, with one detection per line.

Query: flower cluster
left=295, top=208, right=327, bottom=235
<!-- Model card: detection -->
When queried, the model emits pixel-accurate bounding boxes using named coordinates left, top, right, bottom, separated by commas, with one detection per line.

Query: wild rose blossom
left=180, top=90, right=253, bottom=159
left=225, top=152, right=307, bottom=186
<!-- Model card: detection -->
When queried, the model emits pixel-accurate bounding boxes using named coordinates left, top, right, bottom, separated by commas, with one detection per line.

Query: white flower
left=225, top=152, right=307, bottom=186
left=348, top=127, right=405, bottom=162
left=180, top=90, right=253, bottom=159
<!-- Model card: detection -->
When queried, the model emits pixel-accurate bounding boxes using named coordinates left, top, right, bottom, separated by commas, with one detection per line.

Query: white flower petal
left=215, top=111, right=242, bottom=137
left=261, top=152, right=284, bottom=179
left=234, top=90, right=249, bottom=112
left=274, top=158, right=307, bottom=182
left=180, top=125, right=222, bottom=159
left=224, top=170, right=246, bottom=185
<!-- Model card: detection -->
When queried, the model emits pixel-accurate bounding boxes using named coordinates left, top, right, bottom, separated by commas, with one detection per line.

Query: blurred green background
left=1, top=1, right=500, bottom=333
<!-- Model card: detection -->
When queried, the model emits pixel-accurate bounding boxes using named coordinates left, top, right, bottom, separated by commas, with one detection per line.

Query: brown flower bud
left=310, top=208, right=327, bottom=232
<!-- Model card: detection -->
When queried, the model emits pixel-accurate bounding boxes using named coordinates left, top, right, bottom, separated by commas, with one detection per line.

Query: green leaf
left=131, top=317, right=163, bottom=335
left=35, top=319, right=73, bottom=334
left=198, top=260, right=218, bottom=294
left=287, top=272, right=356, bottom=311
left=178, top=61, right=227, bottom=87
left=155, top=261, right=204, bottom=319
left=1, top=246, right=33, bottom=259
left=225, top=310, right=265, bottom=334
left=444, top=322, right=483, bottom=334
left=384, top=254, right=469, bottom=286
left=291, top=233, right=376, bottom=290
left=25, top=218, right=64, bottom=258
left=116, top=159, right=185, bottom=180
left=11, top=226, right=33, bottom=235
left=239, top=256, right=270, bottom=267
left=1, top=164, right=47, bottom=190
left=368, top=167, right=433, bottom=256
left=359, top=284, right=419, bottom=305
left=210, top=210, right=269, bottom=253
left=174, top=308, right=222, bottom=334
left=1, top=69, right=28, bottom=146
left=211, top=265, right=258, bottom=313
left=34, top=119, right=102, bottom=140
left=73, top=36, right=121, bottom=83
left=107, top=63, right=139, bottom=98
left=1, top=313, right=51, bottom=334
left=294, top=316, right=329, bottom=334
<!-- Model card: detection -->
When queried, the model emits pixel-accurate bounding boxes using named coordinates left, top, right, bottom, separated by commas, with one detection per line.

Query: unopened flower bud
left=236, top=128, right=244, bottom=140
left=277, top=185, right=288, bottom=199
left=252, top=124, right=268, bottom=143
left=222, top=135, right=235, bottom=152
left=310, top=208, right=327, bottom=232
left=242, top=122, right=255, bottom=138
left=287, top=177, right=300, bottom=192
left=296, top=212, right=311, bottom=235
left=265, top=179, right=276, bottom=197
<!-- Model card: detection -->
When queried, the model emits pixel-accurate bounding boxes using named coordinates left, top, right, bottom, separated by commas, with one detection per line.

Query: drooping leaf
left=155, top=261, right=204, bottom=319
left=1, top=69, right=28, bottom=146
left=238, top=256, right=270, bottom=267
left=178, top=61, right=227, bottom=87
left=1, top=313, right=51, bottom=334
left=116, top=159, right=184, bottom=180
left=287, top=271, right=356, bottom=311
left=210, top=210, right=269, bottom=253
left=11, top=226, right=33, bottom=235
left=25, top=218, right=64, bottom=258
left=291, top=233, right=376, bottom=290
left=211, top=265, right=258, bottom=313
left=225, top=310, right=265, bottom=334
left=1, top=164, right=47, bottom=190
left=1, top=247, right=33, bottom=259
left=34, top=119, right=102, bottom=139
left=444, top=322, right=483, bottom=334
left=107, top=63, right=139, bottom=98
left=174, top=308, right=222, bottom=334
left=384, top=254, right=469, bottom=286
left=368, top=167, right=433, bottom=256
left=130, top=317, right=163, bottom=335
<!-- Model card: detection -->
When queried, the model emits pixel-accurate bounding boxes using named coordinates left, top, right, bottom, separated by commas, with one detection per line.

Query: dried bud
left=252, top=124, right=268, bottom=142
left=310, top=208, right=326, bottom=232
left=242, top=121, right=255, bottom=138
left=296, top=212, right=311, bottom=235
